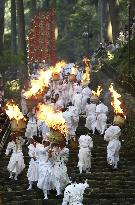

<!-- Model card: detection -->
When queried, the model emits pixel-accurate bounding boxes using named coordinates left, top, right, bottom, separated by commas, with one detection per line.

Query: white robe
left=78, top=135, right=93, bottom=172
left=36, top=144, right=53, bottom=191
left=5, top=139, right=25, bottom=175
left=104, top=126, right=121, bottom=167
left=25, top=117, right=37, bottom=139
left=52, top=147, right=70, bottom=193
left=85, top=103, right=97, bottom=134
left=27, top=144, right=38, bottom=182
left=81, top=87, right=92, bottom=112
left=96, top=103, right=108, bottom=134
left=72, top=93, right=82, bottom=114
left=62, top=182, right=89, bottom=205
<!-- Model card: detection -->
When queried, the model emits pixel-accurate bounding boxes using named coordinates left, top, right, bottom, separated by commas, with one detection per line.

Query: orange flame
left=5, top=101, right=26, bottom=122
left=23, top=61, right=66, bottom=99
left=37, top=103, right=67, bottom=136
left=109, top=84, right=126, bottom=118
left=92, top=86, right=103, bottom=97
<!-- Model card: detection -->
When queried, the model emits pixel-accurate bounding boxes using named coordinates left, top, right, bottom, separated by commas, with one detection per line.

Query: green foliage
left=0, top=50, right=24, bottom=73
left=56, top=0, right=99, bottom=61
left=5, top=79, right=20, bottom=99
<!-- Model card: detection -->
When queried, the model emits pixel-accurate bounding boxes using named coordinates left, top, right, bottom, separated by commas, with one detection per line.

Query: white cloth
left=85, top=103, right=96, bottom=116
left=72, top=93, right=82, bottom=114
left=55, top=98, right=64, bottom=110
left=52, top=147, right=70, bottom=194
left=81, top=87, right=92, bottom=112
left=96, top=103, right=108, bottom=114
left=5, top=140, right=25, bottom=175
left=104, top=125, right=121, bottom=141
left=25, top=117, right=37, bottom=139
left=35, top=143, right=53, bottom=191
left=96, top=103, right=108, bottom=134
left=104, top=126, right=121, bottom=167
left=85, top=114, right=96, bottom=134
left=27, top=144, right=38, bottom=182
left=62, top=182, right=89, bottom=205
left=107, top=139, right=121, bottom=166
left=78, top=135, right=93, bottom=171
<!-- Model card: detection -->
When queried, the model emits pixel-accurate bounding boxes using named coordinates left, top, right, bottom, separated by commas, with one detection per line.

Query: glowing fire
left=92, top=86, right=103, bottom=97
left=37, top=103, right=67, bottom=136
left=109, top=84, right=126, bottom=117
left=82, top=57, right=91, bottom=85
left=5, top=101, right=26, bottom=122
left=23, top=61, right=66, bottom=99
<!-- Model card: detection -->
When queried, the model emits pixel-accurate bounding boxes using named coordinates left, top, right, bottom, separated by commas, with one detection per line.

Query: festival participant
left=27, top=137, right=38, bottom=190
left=62, top=176, right=89, bottom=205
left=68, top=105, right=79, bottom=135
left=78, top=134, right=93, bottom=173
left=34, top=136, right=54, bottom=199
left=25, top=109, right=38, bottom=139
left=52, top=141, right=70, bottom=196
left=73, top=81, right=82, bottom=95
left=72, top=91, right=82, bottom=114
left=54, top=93, right=64, bottom=111
left=5, top=134, right=25, bottom=180
left=85, top=98, right=97, bottom=134
left=96, top=101, right=108, bottom=135
left=81, top=84, right=92, bottom=113
left=62, top=81, right=70, bottom=108
left=21, top=89, right=28, bottom=115
left=104, top=125, right=121, bottom=169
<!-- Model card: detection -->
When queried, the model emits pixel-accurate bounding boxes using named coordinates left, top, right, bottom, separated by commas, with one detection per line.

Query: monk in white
left=62, top=178, right=89, bottom=205
left=81, top=85, right=92, bottom=113
left=96, top=102, right=108, bottom=135
left=104, top=125, right=121, bottom=169
left=72, top=91, right=82, bottom=114
left=78, top=134, right=93, bottom=173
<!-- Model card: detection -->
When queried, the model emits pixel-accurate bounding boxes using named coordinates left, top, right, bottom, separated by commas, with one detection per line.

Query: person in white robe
left=81, top=85, right=92, bottom=113
left=25, top=111, right=37, bottom=139
left=21, top=90, right=28, bottom=115
left=85, top=98, right=97, bottom=134
left=34, top=137, right=54, bottom=199
left=27, top=138, right=38, bottom=190
left=54, top=93, right=64, bottom=111
left=62, top=82, right=70, bottom=107
left=72, top=92, right=82, bottom=114
left=104, top=125, right=121, bottom=169
left=52, top=142, right=70, bottom=196
left=78, top=134, right=93, bottom=173
left=68, top=105, right=79, bottom=135
left=5, top=135, right=25, bottom=180
left=96, top=102, right=108, bottom=135
left=62, top=178, right=89, bottom=205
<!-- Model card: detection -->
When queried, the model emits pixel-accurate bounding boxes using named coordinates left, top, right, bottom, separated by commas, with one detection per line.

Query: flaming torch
left=90, top=86, right=103, bottom=102
left=5, top=101, right=26, bottom=132
left=36, top=103, right=67, bottom=143
left=109, top=84, right=126, bottom=126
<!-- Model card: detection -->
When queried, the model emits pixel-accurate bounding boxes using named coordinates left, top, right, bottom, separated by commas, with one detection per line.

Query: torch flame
left=37, top=103, right=67, bottom=136
left=5, top=101, right=26, bottom=122
left=92, top=86, right=103, bottom=97
left=23, top=61, right=66, bottom=99
left=109, top=84, right=126, bottom=118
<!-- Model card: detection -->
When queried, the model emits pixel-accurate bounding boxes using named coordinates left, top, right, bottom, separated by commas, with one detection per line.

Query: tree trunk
left=16, top=0, right=26, bottom=57
left=108, top=0, right=120, bottom=42
left=102, top=0, right=113, bottom=42
left=0, top=0, right=5, bottom=55
left=30, top=0, right=37, bottom=19
left=11, top=0, right=17, bottom=54
left=16, top=0, right=28, bottom=83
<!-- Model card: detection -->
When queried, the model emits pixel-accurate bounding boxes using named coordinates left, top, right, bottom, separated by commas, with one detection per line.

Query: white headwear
left=104, top=125, right=121, bottom=141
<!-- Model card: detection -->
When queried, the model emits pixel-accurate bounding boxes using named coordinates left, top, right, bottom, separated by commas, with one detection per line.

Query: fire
left=5, top=101, right=26, bottom=122
left=92, top=86, right=103, bottom=97
left=70, top=66, right=78, bottom=75
left=37, top=103, right=67, bottom=136
left=109, top=84, right=126, bottom=117
left=23, top=61, right=66, bottom=99
left=82, top=57, right=91, bottom=85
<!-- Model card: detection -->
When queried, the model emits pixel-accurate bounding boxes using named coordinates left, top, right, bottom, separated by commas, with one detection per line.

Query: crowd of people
left=5, top=61, right=123, bottom=205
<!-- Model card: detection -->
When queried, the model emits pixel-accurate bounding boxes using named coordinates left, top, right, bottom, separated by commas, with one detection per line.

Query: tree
left=0, top=0, right=5, bottom=55
left=30, top=0, right=37, bottom=18
left=16, top=0, right=26, bottom=58
left=11, top=0, right=17, bottom=54
left=108, top=0, right=120, bottom=42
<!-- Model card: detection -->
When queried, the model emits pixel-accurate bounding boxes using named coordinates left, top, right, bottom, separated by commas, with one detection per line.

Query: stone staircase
left=0, top=116, right=135, bottom=205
